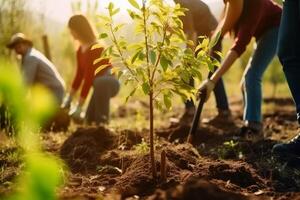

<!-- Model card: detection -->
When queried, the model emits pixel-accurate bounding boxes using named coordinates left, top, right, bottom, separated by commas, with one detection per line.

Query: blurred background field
left=0, top=0, right=289, bottom=130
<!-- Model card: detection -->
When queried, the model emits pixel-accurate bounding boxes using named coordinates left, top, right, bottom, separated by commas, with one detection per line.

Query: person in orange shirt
left=62, top=14, right=119, bottom=125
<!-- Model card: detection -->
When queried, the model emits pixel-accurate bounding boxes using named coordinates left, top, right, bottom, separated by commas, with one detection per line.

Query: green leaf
left=163, top=94, right=172, bottom=110
left=108, top=2, right=114, bottom=16
left=126, top=88, right=137, bottom=103
left=112, top=8, right=120, bottom=16
left=139, top=52, right=145, bottom=60
left=187, top=40, right=194, bottom=47
left=160, top=55, right=169, bottom=71
left=142, top=82, right=150, bottom=95
left=128, top=0, right=140, bottom=9
left=114, top=24, right=125, bottom=32
left=149, top=50, right=156, bottom=65
left=214, top=51, right=223, bottom=59
left=154, top=100, right=163, bottom=111
left=209, top=31, right=221, bottom=49
left=99, top=33, right=108, bottom=39
left=131, top=50, right=142, bottom=64
left=202, top=38, right=209, bottom=48
left=207, top=61, right=214, bottom=72
left=108, top=2, right=114, bottom=11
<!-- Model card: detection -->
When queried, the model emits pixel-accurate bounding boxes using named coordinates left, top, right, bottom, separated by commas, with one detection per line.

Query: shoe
left=272, top=132, right=300, bottom=159
left=239, top=121, right=263, bottom=142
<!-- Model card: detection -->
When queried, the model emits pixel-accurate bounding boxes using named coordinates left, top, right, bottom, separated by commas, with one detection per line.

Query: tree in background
left=0, top=0, right=26, bottom=56
left=71, top=0, right=100, bottom=23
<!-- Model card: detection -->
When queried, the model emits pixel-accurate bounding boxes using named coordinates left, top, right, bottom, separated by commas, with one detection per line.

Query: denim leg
left=277, top=0, right=300, bottom=124
left=86, top=76, right=120, bottom=124
left=86, top=91, right=96, bottom=123
left=243, top=27, right=279, bottom=122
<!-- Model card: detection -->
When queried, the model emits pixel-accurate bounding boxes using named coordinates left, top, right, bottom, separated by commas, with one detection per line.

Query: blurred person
left=272, top=0, right=300, bottom=162
left=174, top=0, right=231, bottom=125
left=62, top=14, right=119, bottom=125
left=198, top=0, right=282, bottom=140
left=6, top=32, right=65, bottom=104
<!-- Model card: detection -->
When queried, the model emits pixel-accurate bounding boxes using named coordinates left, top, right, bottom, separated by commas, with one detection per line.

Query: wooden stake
left=160, top=150, right=166, bottom=182
left=42, top=34, right=52, bottom=61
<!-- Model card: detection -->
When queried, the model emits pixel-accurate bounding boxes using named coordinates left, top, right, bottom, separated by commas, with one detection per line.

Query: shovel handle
left=187, top=89, right=207, bottom=143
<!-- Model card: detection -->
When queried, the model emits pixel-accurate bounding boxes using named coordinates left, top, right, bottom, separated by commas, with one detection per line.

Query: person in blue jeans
left=199, top=0, right=282, bottom=140
left=272, top=0, right=300, bottom=159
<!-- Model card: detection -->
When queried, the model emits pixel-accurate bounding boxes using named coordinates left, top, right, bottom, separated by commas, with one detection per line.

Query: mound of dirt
left=148, top=178, right=249, bottom=200
left=113, top=144, right=203, bottom=198
left=113, top=155, right=157, bottom=198
left=117, top=129, right=143, bottom=150
left=193, top=158, right=266, bottom=191
left=164, top=144, right=200, bottom=170
left=60, top=126, right=116, bottom=173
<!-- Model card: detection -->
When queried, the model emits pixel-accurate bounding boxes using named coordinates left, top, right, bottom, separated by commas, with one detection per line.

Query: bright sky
left=27, top=0, right=137, bottom=24
left=27, top=0, right=223, bottom=25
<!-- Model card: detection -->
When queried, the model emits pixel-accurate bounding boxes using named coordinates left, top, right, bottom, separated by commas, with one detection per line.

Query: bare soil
left=1, top=97, right=300, bottom=200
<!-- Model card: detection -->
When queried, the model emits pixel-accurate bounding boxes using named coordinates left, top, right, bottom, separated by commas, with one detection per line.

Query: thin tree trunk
left=149, top=90, right=157, bottom=179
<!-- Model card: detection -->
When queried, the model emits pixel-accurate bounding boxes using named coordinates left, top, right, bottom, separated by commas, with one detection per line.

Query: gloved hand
left=61, top=94, right=72, bottom=110
left=198, top=79, right=215, bottom=102
left=69, top=105, right=84, bottom=123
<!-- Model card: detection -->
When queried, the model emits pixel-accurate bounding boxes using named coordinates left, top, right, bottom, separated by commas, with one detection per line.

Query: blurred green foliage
left=0, top=59, right=63, bottom=200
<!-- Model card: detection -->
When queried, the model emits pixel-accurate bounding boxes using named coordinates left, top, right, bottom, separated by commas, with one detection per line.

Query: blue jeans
left=86, top=75, right=120, bottom=124
left=277, top=0, right=300, bottom=125
left=185, top=41, right=229, bottom=111
left=242, top=27, right=279, bottom=123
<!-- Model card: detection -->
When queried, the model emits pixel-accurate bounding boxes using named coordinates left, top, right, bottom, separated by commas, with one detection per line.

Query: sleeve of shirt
left=79, top=47, right=104, bottom=99
left=230, top=11, right=262, bottom=56
left=71, top=50, right=83, bottom=91
left=22, top=56, right=38, bottom=86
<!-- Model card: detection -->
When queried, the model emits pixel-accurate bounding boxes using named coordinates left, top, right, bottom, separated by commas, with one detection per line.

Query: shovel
left=187, top=89, right=207, bottom=144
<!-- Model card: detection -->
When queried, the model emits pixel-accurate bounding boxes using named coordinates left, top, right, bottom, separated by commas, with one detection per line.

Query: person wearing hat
left=6, top=33, right=65, bottom=104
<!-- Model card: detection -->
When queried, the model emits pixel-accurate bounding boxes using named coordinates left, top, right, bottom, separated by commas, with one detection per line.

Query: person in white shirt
left=6, top=32, right=65, bottom=104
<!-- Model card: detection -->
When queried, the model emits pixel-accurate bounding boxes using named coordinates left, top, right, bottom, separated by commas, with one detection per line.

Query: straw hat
left=6, top=33, right=33, bottom=49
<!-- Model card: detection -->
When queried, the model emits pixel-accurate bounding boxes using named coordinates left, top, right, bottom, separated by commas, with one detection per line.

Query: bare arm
left=210, top=50, right=239, bottom=83
left=212, top=0, right=243, bottom=39
left=209, top=0, right=243, bottom=83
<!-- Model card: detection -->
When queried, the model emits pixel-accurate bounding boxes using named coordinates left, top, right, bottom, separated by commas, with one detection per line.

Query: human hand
left=69, top=105, right=84, bottom=124
left=198, top=79, right=215, bottom=102
left=61, top=94, right=72, bottom=110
